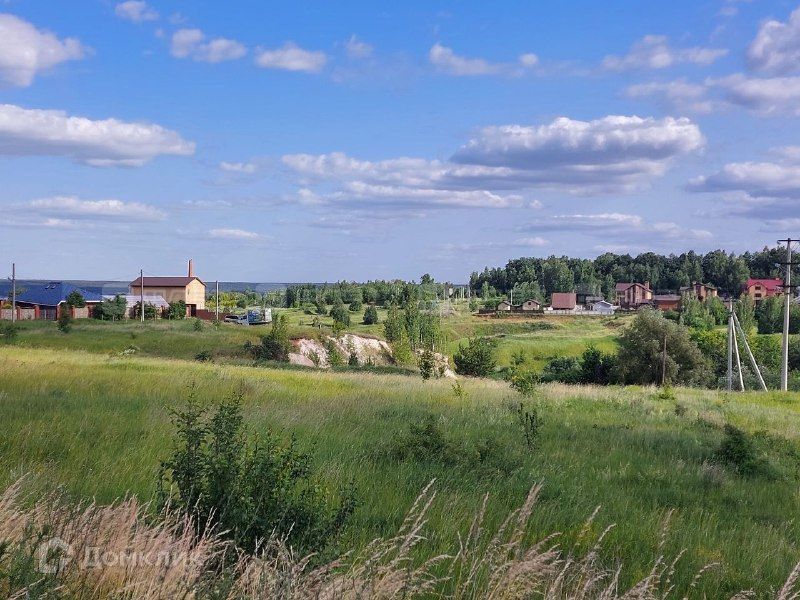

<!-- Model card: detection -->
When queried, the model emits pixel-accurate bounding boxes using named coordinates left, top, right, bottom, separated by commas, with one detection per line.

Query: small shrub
left=158, top=390, right=357, bottom=555
left=326, top=339, right=344, bottom=367
left=453, top=337, right=496, bottom=377
left=193, top=318, right=204, bottom=332
left=57, top=311, right=72, bottom=333
left=307, top=350, right=321, bottom=367
left=0, top=323, right=19, bottom=343
left=348, top=352, right=359, bottom=367
left=168, top=301, right=187, bottom=320
left=541, top=356, right=581, bottom=384
left=329, top=300, right=351, bottom=328
left=674, top=402, right=687, bottom=417
left=195, top=350, right=212, bottom=362
left=509, top=369, right=540, bottom=397
left=657, top=385, right=677, bottom=401
left=349, top=298, right=362, bottom=312
left=715, top=424, right=766, bottom=477
left=418, top=348, right=435, bottom=380
left=252, top=314, right=291, bottom=362
left=452, top=380, right=467, bottom=400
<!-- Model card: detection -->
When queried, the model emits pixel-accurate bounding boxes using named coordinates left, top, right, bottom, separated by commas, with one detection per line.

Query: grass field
left=1, top=335, right=800, bottom=595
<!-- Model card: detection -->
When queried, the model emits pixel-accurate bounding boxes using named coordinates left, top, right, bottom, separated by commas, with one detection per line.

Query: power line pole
left=727, top=301, right=733, bottom=391
left=661, top=335, right=667, bottom=386
left=140, top=268, right=145, bottom=323
left=215, top=280, right=219, bottom=321
left=778, top=238, right=799, bottom=391
left=10, top=262, right=16, bottom=323
left=733, top=311, right=768, bottom=391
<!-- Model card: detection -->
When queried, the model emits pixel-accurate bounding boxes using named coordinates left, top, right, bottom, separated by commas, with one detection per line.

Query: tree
left=579, top=345, right=617, bottom=385
left=57, top=310, right=72, bottom=333
left=168, top=300, right=187, bottom=320
left=329, top=299, right=351, bottom=328
left=418, top=348, right=436, bottom=380
left=349, top=298, right=363, bottom=313
left=383, top=304, right=404, bottom=342
left=680, top=297, right=715, bottom=330
left=363, top=305, right=379, bottom=325
left=616, top=309, right=709, bottom=386
left=65, top=290, right=85, bottom=308
left=453, top=337, right=496, bottom=377
left=705, top=296, right=728, bottom=325
left=756, top=295, right=783, bottom=334
left=253, top=314, right=291, bottom=361
left=94, top=295, right=127, bottom=320
left=736, top=294, right=756, bottom=334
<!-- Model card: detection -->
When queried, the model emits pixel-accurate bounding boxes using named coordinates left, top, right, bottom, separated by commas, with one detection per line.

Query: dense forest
left=469, top=247, right=787, bottom=302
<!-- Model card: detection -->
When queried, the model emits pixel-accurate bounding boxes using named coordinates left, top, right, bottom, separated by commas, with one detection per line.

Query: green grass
left=1, top=344, right=800, bottom=595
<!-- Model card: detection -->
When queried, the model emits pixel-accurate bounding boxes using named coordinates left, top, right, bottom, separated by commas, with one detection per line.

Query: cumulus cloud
left=601, top=35, right=727, bottom=71
left=255, top=43, right=327, bottom=73
left=747, top=6, right=800, bottom=74
left=0, top=103, right=195, bottom=166
left=115, top=1, right=159, bottom=23
left=344, top=35, right=372, bottom=59
left=281, top=115, right=703, bottom=210
left=27, top=196, right=165, bottom=221
left=209, top=228, right=260, bottom=240
left=171, top=28, right=246, bottom=63
left=625, top=79, right=716, bottom=113
left=428, top=43, right=538, bottom=76
left=0, top=14, right=87, bottom=87
left=688, top=156, right=800, bottom=199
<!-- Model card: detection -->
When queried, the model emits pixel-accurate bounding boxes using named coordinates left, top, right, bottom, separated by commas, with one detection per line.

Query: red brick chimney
left=188, top=259, right=194, bottom=278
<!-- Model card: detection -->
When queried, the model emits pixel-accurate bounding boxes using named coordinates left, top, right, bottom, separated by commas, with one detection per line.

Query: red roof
left=551, top=292, right=577, bottom=310
left=744, top=278, right=782, bottom=292
left=129, top=276, right=203, bottom=287
left=615, top=282, right=650, bottom=292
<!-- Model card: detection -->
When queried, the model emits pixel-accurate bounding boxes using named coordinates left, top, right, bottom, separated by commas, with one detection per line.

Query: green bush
left=541, top=356, right=581, bottom=384
left=329, top=299, right=351, bottom=327
left=453, top=337, right=496, bottom=377
left=715, top=424, right=767, bottom=477
left=349, top=298, right=362, bottom=312
left=168, top=300, right=186, bottom=320
left=158, top=390, right=357, bottom=555
left=418, top=348, right=435, bottom=380
left=57, top=311, right=72, bottom=333
left=579, top=345, right=617, bottom=385
left=65, top=290, right=86, bottom=308
left=0, top=323, right=19, bottom=343
left=363, top=305, right=379, bottom=325
left=252, top=314, right=291, bottom=362
left=94, top=295, right=127, bottom=320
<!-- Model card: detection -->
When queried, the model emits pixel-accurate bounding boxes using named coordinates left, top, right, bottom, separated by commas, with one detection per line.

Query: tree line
left=469, top=247, right=787, bottom=302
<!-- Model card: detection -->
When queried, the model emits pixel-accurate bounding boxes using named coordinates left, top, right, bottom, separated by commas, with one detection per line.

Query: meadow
left=1, top=319, right=800, bottom=595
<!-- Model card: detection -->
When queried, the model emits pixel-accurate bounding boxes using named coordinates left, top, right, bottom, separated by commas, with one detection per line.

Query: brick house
left=11, top=282, right=102, bottom=320
left=679, top=282, right=718, bottom=301
left=129, top=260, right=206, bottom=317
left=652, top=294, right=682, bottom=312
left=743, top=278, right=783, bottom=302
left=520, top=299, right=541, bottom=311
left=615, top=282, right=653, bottom=308
left=550, top=292, right=577, bottom=310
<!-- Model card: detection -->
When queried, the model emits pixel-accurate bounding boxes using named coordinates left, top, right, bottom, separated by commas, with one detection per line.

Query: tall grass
left=3, top=477, right=798, bottom=599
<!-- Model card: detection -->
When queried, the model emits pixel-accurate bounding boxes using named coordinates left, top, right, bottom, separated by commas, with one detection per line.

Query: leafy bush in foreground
left=252, top=313, right=291, bottom=362
left=158, top=390, right=356, bottom=555
left=453, top=337, right=496, bottom=377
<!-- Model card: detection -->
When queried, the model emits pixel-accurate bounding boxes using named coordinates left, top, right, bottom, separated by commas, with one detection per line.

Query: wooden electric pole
left=778, top=238, right=799, bottom=391
left=10, top=262, right=16, bottom=323
left=140, top=268, right=145, bottom=323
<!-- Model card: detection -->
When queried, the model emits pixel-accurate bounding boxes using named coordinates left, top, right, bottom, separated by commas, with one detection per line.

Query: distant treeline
left=469, top=247, right=787, bottom=301
left=284, top=276, right=446, bottom=308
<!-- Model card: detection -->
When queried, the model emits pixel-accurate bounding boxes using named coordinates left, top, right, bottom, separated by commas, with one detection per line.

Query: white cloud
left=171, top=29, right=246, bottom=63
left=0, top=103, right=195, bottom=166
left=429, top=43, right=538, bottom=76
left=688, top=156, right=800, bottom=199
left=0, top=14, right=87, bottom=87
left=602, top=35, right=727, bottom=71
left=209, top=228, right=260, bottom=240
left=115, top=1, right=159, bottom=23
left=255, top=42, right=327, bottom=73
left=220, top=161, right=257, bottom=174
left=713, top=73, right=800, bottom=115
left=625, top=79, right=715, bottom=113
left=514, top=236, right=547, bottom=247
left=27, top=195, right=165, bottom=221
left=344, top=34, right=372, bottom=59
left=747, top=6, right=800, bottom=74
left=282, top=115, right=703, bottom=209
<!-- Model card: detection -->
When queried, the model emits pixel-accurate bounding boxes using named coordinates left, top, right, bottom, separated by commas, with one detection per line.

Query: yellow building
left=129, top=260, right=206, bottom=316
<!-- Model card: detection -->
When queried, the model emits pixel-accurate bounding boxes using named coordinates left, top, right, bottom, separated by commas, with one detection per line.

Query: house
left=105, top=294, right=170, bottom=319
left=615, top=282, right=652, bottom=308
left=496, top=300, right=513, bottom=311
left=583, top=295, right=605, bottom=307
left=550, top=292, right=577, bottom=311
left=743, top=278, right=783, bottom=302
left=652, top=294, right=682, bottom=312
left=520, top=299, right=541, bottom=311
left=129, top=259, right=206, bottom=317
left=590, top=300, right=615, bottom=315
left=12, top=282, right=102, bottom=320
left=679, top=282, right=718, bottom=301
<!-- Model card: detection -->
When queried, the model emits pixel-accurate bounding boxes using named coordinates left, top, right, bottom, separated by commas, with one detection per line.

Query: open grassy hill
left=1, top=342, right=799, bottom=596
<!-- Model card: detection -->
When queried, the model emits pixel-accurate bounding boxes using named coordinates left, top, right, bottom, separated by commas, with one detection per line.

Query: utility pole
left=778, top=238, right=799, bottom=391
left=727, top=301, right=733, bottom=391
left=10, top=263, right=16, bottom=323
left=733, top=311, right=768, bottom=391
left=140, top=268, right=145, bottom=323
left=215, top=280, right=219, bottom=321
left=661, top=335, right=667, bottom=386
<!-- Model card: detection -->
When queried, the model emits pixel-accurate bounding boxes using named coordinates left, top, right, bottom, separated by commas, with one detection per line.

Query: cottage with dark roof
left=13, top=282, right=102, bottom=320
left=129, top=259, right=206, bottom=317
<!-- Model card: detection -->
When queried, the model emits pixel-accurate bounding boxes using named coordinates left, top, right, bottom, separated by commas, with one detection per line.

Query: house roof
left=16, top=282, right=103, bottom=307
left=551, top=292, right=577, bottom=309
left=129, top=276, right=203, bottom=288
left=653, top=294, right=681, bottom=301
left=105, top=294, right=170, bottom=308
left=522, top=299, right=541, bottom=305
left=615, top=282, right=649, bottom=292
left=745, top=278, right=783, bottom=292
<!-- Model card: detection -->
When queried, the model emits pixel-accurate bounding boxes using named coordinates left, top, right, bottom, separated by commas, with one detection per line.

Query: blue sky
left=1, top=0, right=800, bottom=282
